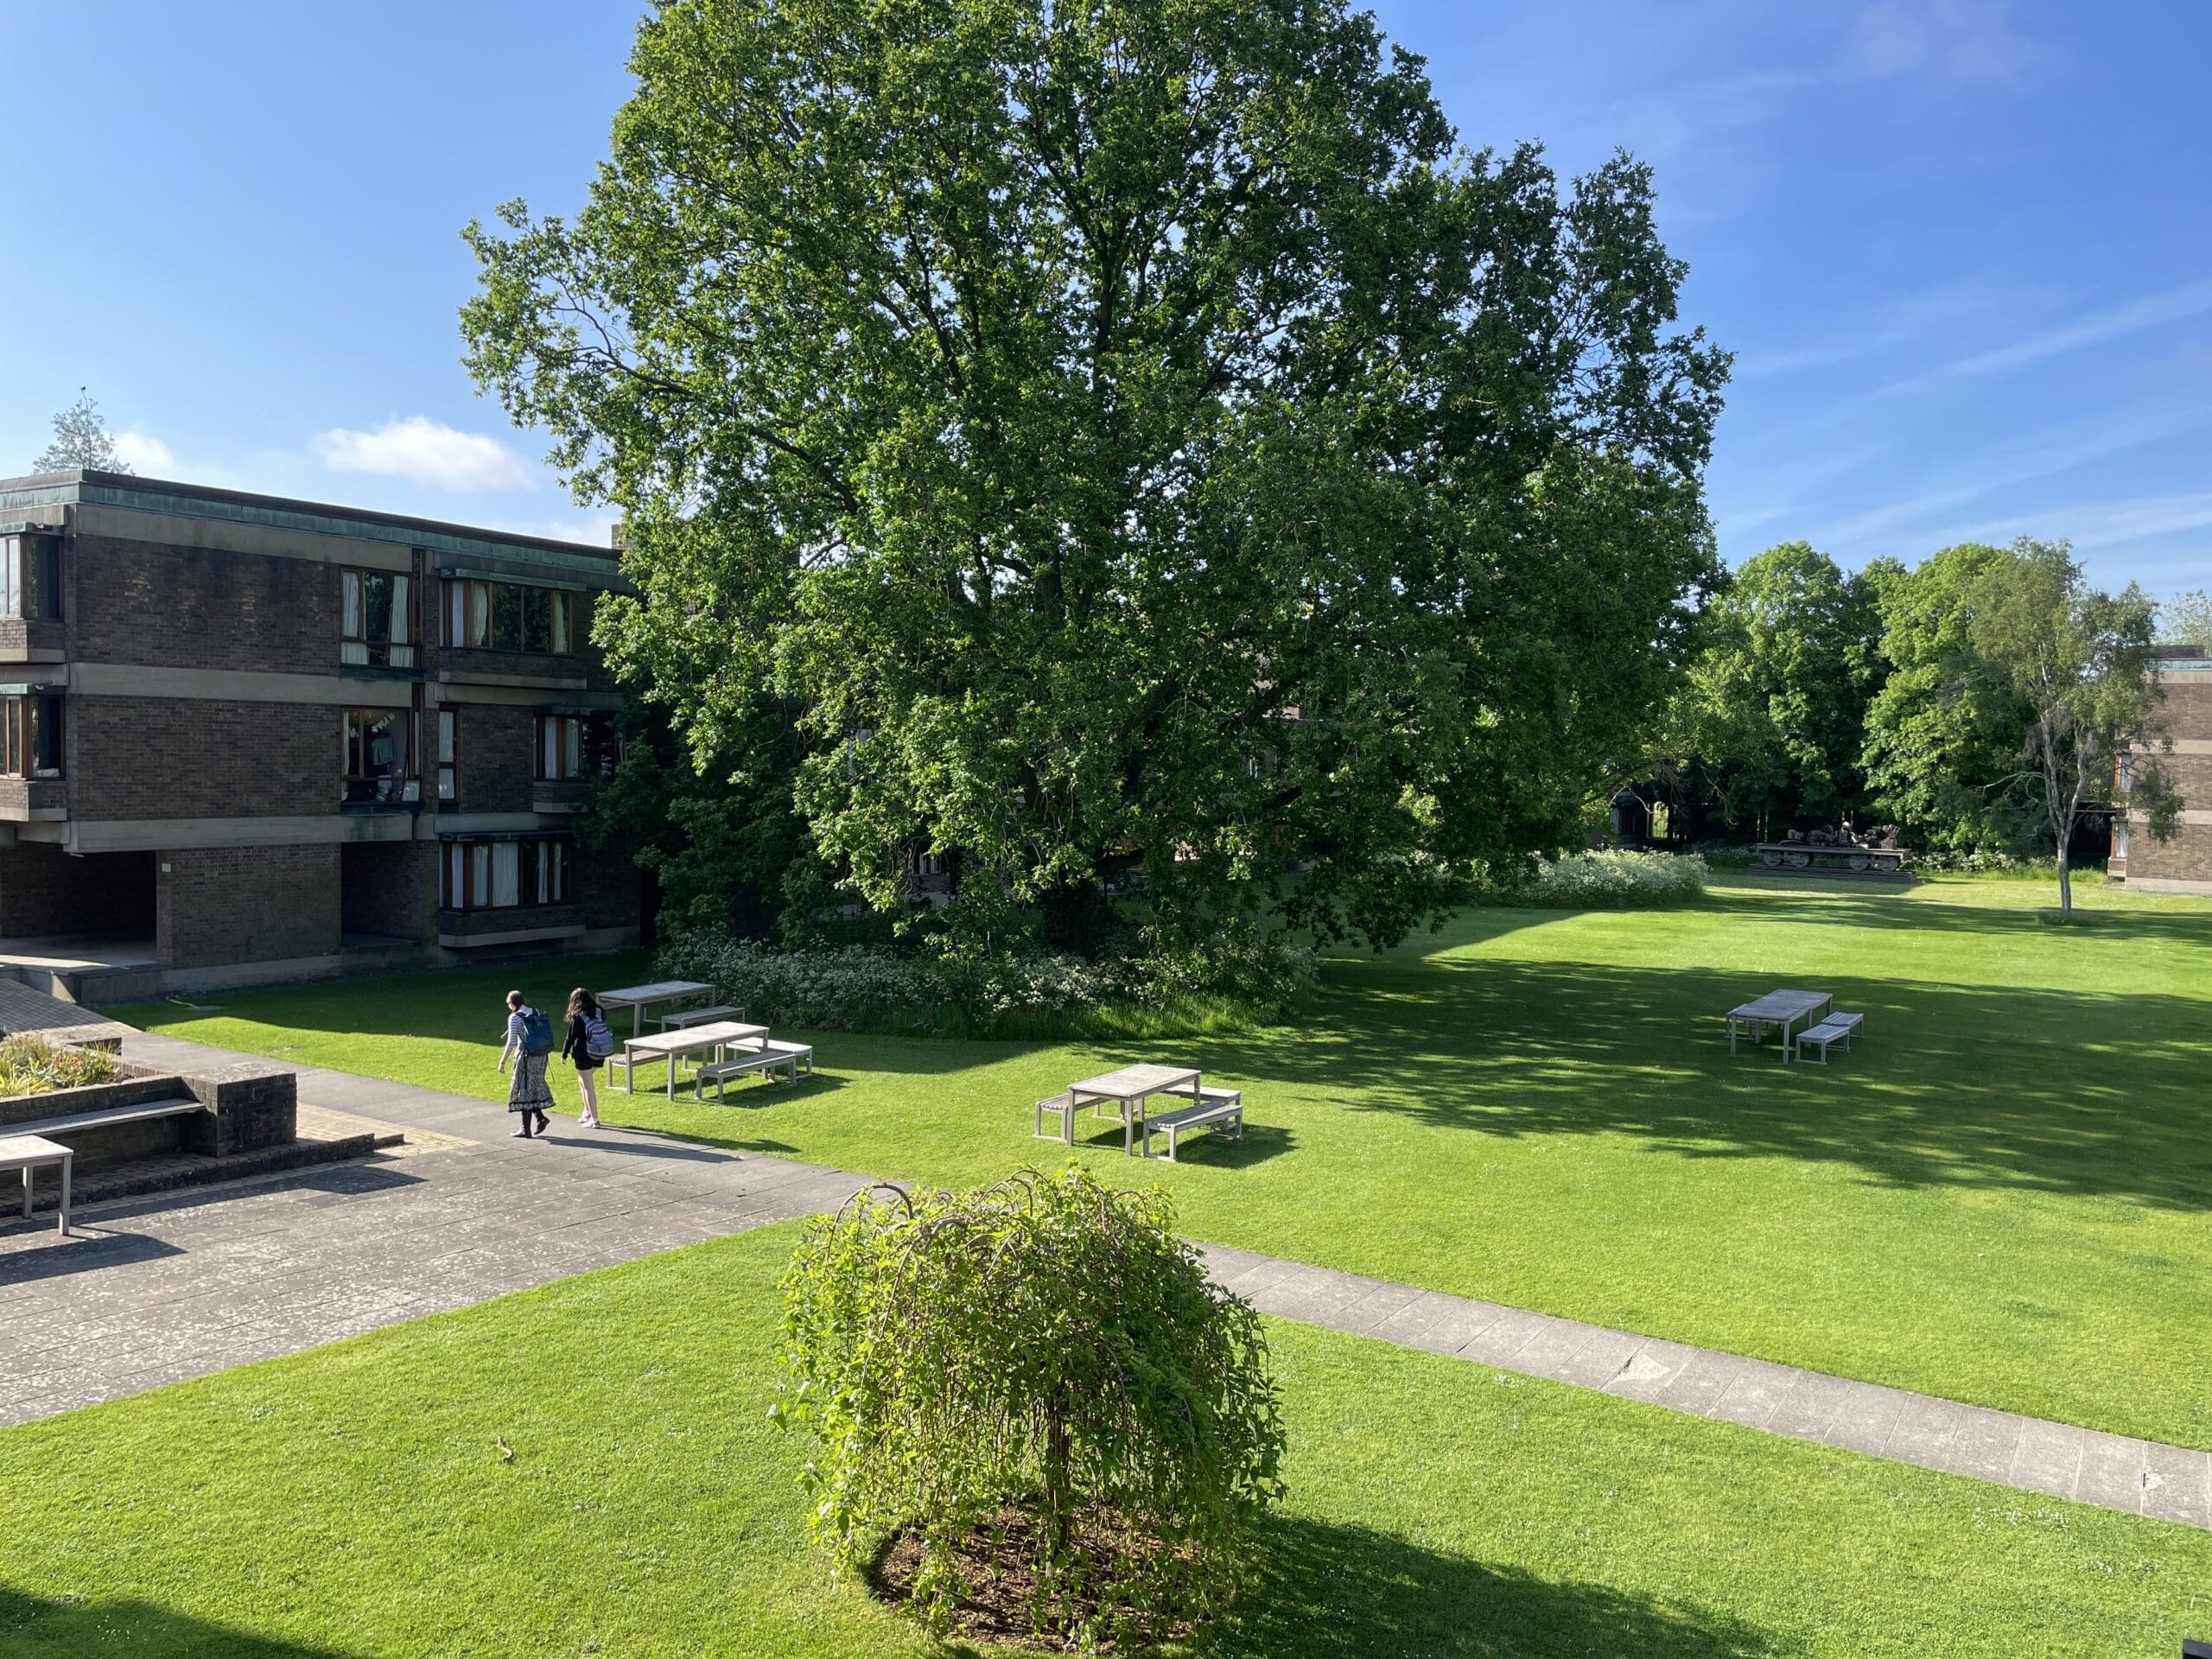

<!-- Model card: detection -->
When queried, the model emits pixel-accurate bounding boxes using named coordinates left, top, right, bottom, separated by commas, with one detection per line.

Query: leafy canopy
left=772, top=1166, right=1286, bottom=1645
left=1867, top=538, right=2172, bottom=905
left=1862, top=542, right=2026, bottom=857
left=462, top=0, right=1726, bottom=955
left=34, top=391, right=133, bottom=474
left=1669, top=541, right=1885, bottom=836
left=1960, top=540, right=2175, bottom=909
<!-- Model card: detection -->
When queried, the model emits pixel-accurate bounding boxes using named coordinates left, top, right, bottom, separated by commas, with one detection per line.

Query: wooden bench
left=656, top=1003, right=747, bottom=1032
left=1139, top=1091, right=1243, bottom=1160
left=0, top=1133, right=72, bottom=1235
left=1034, top=1091, right=1080, bottom=1145
left=696, top=1043, right=811, bottom=1100
left=1793, top=1012, right=1864, bottom=1065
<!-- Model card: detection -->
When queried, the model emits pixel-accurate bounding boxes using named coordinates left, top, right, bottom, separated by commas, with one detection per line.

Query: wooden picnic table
left=598, top=980, right=716, bottom=1039
left=620, top=1020, right=770, bottom=1099
left=1726, top=989, right=1834, bottom=1061
left=1070, top=1063, right=1202, bottom=1155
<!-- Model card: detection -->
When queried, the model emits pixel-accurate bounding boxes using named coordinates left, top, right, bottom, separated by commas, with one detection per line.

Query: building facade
left=0, top=470, right=640, bottom=994
left=2111, top=646, right=2212, bottom=894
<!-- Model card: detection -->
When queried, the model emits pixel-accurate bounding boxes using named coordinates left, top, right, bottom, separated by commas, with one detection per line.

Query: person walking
left=561, top=987, right=613, bottom=1129
left=497, top=988, right=556, bottom=1138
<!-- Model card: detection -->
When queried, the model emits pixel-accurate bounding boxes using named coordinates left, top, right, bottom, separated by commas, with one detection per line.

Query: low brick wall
left=0, top=1074, right=197, bottom=1169
left=171, top=1058, right=296, bottom=1156
left=0, top=1056, right=296, bottom=1168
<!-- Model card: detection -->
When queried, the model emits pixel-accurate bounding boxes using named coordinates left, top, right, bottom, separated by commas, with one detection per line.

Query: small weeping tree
left=772, top=1166, right=1286, bottom=1649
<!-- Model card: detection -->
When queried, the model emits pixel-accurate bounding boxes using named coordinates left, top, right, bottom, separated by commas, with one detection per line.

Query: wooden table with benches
left=614, top=1020, right=769, bottom=1098
left=1725, top=988, right=1834, bottom=1062
left=1035, top=1063, right=1245, bottom=1159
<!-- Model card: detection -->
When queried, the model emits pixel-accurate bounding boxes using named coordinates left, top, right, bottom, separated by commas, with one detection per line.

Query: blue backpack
left=519, top=1007, right=555, bottom=1057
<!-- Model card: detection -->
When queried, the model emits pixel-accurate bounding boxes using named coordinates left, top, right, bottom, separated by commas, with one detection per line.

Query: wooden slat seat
left=697, top=1044, right=808, bottom=1099
left=1034, top=1091, right=1080, bottom=1145
left=1793, top=1012, right=1865, bottom=1065
left=1139, top=1093, right=1243, bottom=1161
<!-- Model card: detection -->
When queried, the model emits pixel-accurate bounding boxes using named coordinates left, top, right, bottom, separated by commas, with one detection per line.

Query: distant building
left=2112, top=645, right=2212, bottom=894
left=0, top=470, right=639, bottom=995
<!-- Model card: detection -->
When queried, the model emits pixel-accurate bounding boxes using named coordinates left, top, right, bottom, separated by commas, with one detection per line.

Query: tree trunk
left=2056, top=847, right=2073, bottom=914
left=1043, top=1400, right=1071, bottom=1560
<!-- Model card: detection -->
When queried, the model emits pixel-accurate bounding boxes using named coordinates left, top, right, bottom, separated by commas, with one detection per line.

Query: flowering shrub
left=772, top=1167, right=1286, bottom=1646
left=1499, top=851, right=1710, bottom=909
left=0, top=1035, right=122, bottom=1097
left=657, top=932, right=1314, bottom=1036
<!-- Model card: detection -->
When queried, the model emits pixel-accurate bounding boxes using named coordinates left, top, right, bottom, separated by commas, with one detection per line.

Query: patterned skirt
left=507, top=1051, right=556, bottom=1113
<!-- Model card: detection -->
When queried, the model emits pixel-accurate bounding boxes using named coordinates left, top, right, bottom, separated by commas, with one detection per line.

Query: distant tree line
left=1625, top=536, right=2176, bottom=908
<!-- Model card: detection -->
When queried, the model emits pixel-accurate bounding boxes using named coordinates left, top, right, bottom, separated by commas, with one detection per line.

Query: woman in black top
left=561, top=987, right=607, bottom=1129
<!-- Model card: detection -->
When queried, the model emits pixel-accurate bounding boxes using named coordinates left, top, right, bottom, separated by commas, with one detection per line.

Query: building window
left=442, top=836, right=574, bottom=910
left=0, top=534, right=62, bottom=622
left=537, top=714, right=617, bottom=780
left=340, top=569, right=414, bottom=668
left=341, top=708, right=411, bottom=804
left=435, top=709, right=458, bottom=802
left=0, top=695, right=64, bottom=778
left=444, top=580, right=575, bottom=655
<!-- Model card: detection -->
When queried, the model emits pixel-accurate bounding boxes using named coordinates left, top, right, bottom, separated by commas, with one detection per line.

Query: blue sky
left=2, top=2, right=2204, bottom=596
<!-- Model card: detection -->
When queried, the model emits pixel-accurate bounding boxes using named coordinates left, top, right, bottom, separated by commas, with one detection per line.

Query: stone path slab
left=0, top=1029, right=2203, bottom=1533
left=1195, top=1243, right=2210, bottom=1529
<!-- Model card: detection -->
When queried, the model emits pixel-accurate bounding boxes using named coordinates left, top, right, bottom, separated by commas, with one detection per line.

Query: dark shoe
left=512, top=1127, right=532, bottom=1138
left=535, top=1110, right=552, bottom=1135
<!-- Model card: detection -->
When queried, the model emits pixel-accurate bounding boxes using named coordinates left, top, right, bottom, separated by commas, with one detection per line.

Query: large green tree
left=1960, top=541, right=2176, bottom=912
left=462, top=0, right=1726, bottom=956
left=1862, top=542, right=2024, bottom=855
left=1866, top=538, right=2175, bottom=906
left=1667, top=541, right=1886, bottom=837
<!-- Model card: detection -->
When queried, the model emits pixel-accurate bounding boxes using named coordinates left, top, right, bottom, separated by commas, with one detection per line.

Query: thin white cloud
left=1939, top=493, right=2212, bottom=553
left=111, top=430, right=178, bottom=474
left=1738, top=283, right=2000, bottom=378
left=314, top=416, right=536, bottom=493
left=1841, top=0, right=2045, bottom=86
left=1931, top=277, right=2212, bottom=381
left=1726, top=395, right=2212, bottom=572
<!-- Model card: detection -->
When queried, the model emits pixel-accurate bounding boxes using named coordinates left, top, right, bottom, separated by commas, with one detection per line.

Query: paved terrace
left=0, top=1028, right=2202, bottom=1534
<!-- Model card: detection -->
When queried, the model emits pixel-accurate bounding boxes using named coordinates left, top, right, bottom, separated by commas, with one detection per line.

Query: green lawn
left=117, top=873, right=2212, bottom=1449
left=3, top=1220, right=2207, bottom=1657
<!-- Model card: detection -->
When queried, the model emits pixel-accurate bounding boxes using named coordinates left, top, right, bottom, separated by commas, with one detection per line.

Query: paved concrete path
left=1, top=1030, right=2202, bottom=1534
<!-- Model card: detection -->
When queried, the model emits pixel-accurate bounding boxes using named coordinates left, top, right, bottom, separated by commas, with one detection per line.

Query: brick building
left=2112, top=646, right=2212, bottom=894
left=0, top=469, right=640, bottom=994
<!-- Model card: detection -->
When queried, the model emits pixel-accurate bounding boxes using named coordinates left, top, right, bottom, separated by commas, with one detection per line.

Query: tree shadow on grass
left=1177, top=955, right=2212, bottom=1210
left=1694, top=884, right=2212, bottom=942
left=0, top=1591, right=349, bottom=1658
left=1194, top=1514, right=1772, bottom=1659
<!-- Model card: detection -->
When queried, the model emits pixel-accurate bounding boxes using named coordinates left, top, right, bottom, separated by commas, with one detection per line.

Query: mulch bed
left=867, top=1501, right=1196, bottom=1653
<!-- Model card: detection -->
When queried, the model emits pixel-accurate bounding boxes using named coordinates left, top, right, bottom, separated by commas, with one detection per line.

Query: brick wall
left=2122, top=822, right=2212, bottom=884
left=74, top=532, right=340, bottom=673
left=72, top=697, right=340, bottom=821
left=2163, top=677, right=2212, bottom=741
left=454, top=702, right=536, bottom=815
left=340, top=840, right=435, bottom=939
left=0, top=846, right=155, bottom=935
left=158, top=843, right=340, bottom=969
